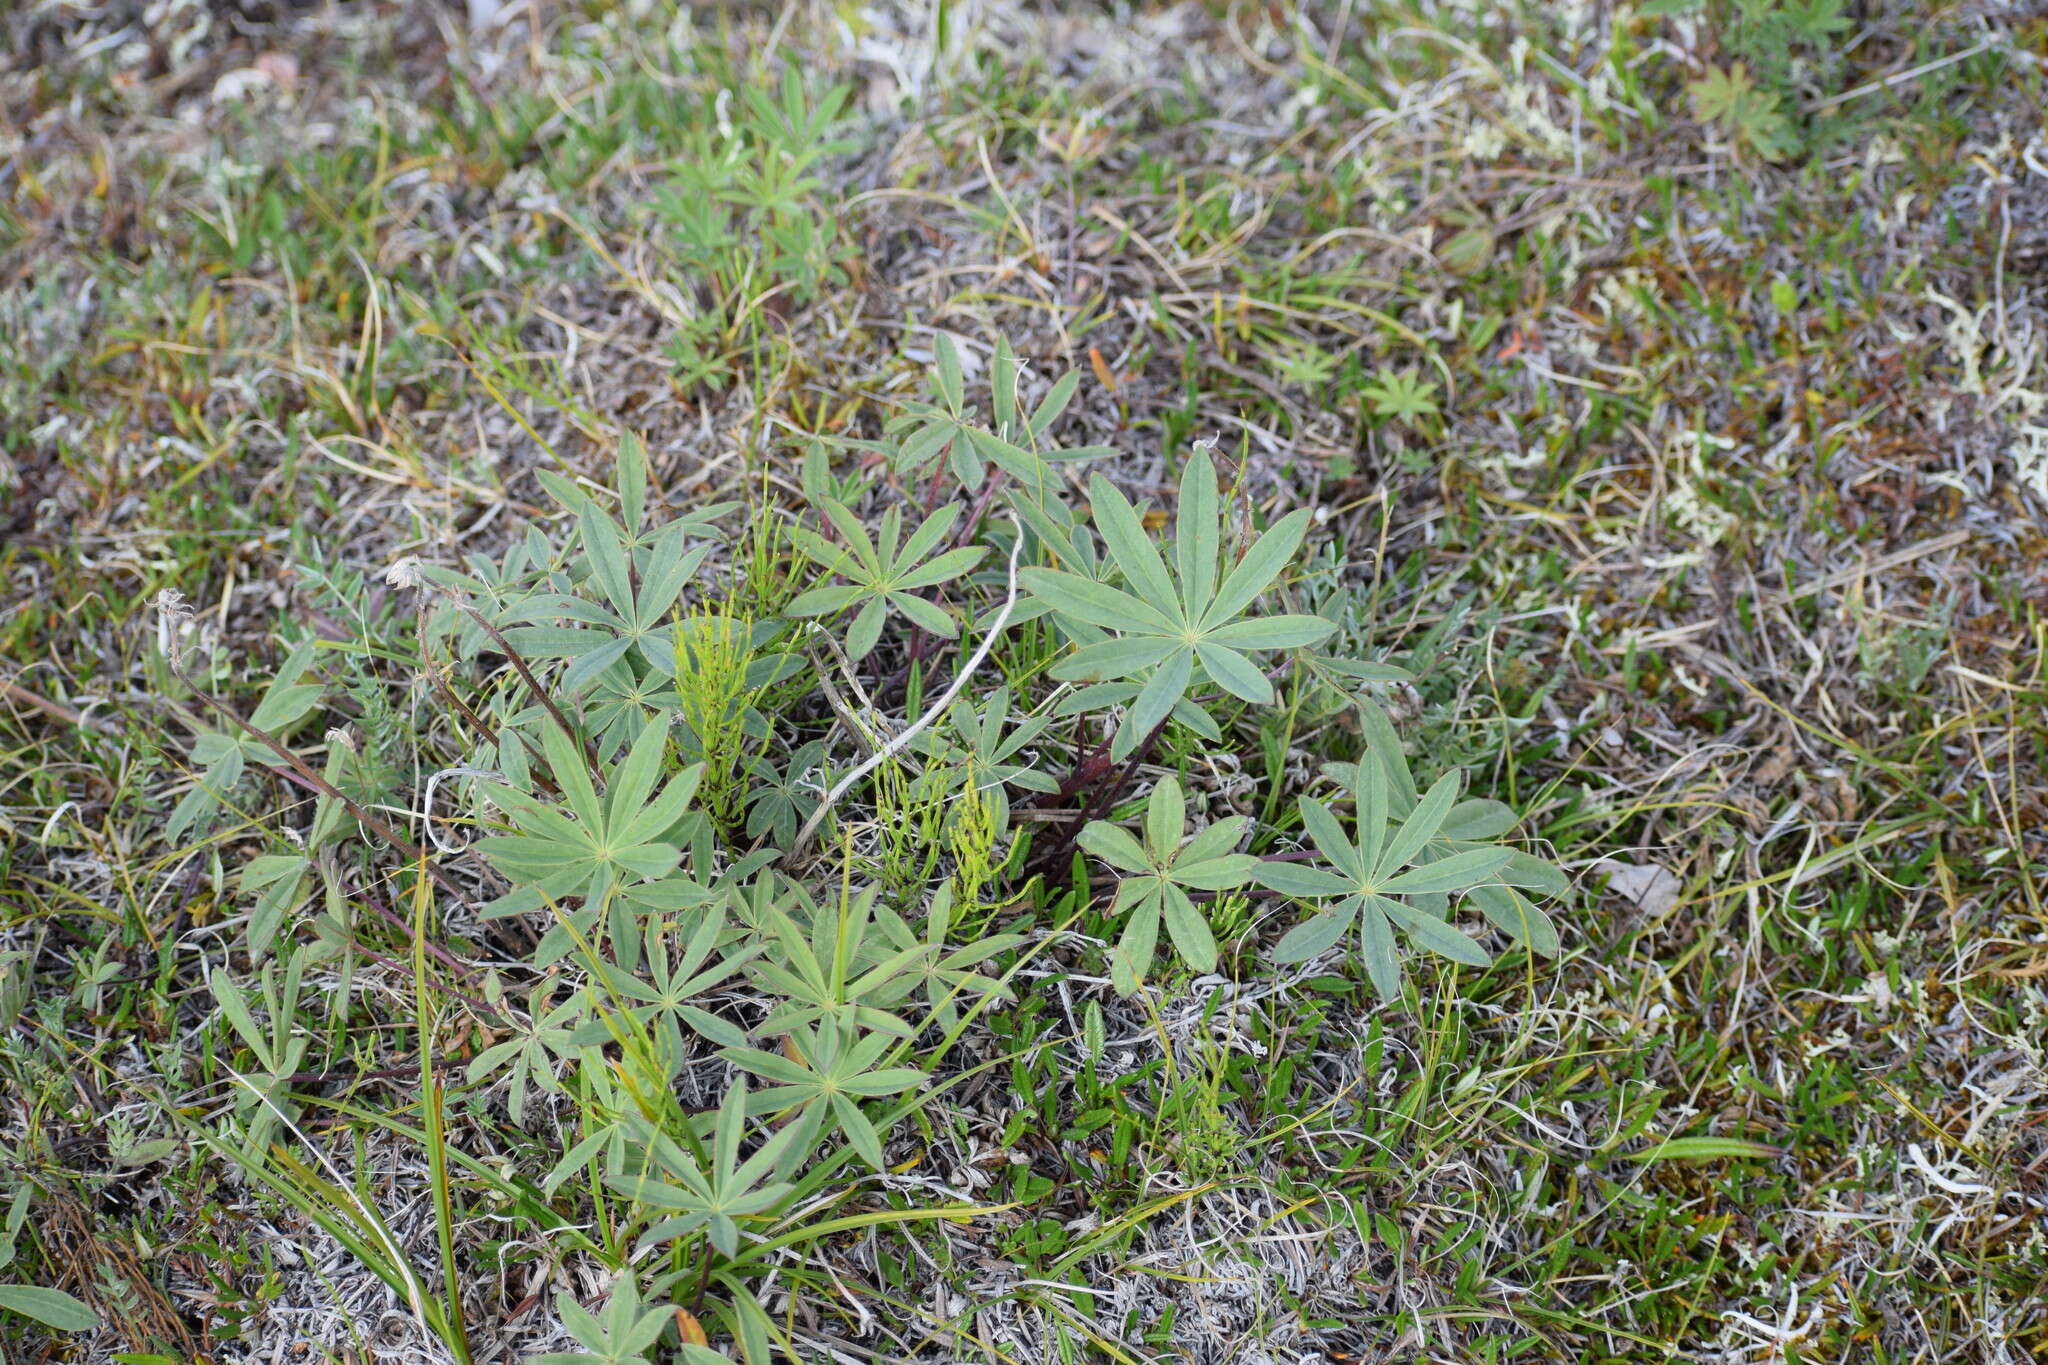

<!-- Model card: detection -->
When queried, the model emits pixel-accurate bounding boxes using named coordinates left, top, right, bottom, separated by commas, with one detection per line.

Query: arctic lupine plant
left=176, top=338, right=1565, bottom=1362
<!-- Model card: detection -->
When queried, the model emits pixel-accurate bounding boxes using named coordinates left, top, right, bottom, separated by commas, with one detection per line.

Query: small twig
left=421, top=766, right=501, bottom=854
left=802, top=635, right=891, bottom=757
left=416, top=602, right=552, bottom=792
left=787, top=514, right=1024, bottom=863
left=0, top=678, right=118, bottom=736
left=278, top=1057, right=465, bottom=1087
left=387, top=561, right=603, bottom=791
left=447, top=597, right=602, bottom=786
left=1803, top=38, right=1999, bottom=113
left=1028, top=717, right=1169, bottom=880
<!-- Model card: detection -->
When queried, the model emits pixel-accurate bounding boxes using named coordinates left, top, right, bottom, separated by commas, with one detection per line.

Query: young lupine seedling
left=785, top=498, right=987, bottom=660
left=572, top=907, right=755, bottom=1081
left=740, top=879, right=934, bottom=1040
left=474, top=721, right=704, bottom=964
left=1022, top=447, right=1335, bottom=759
left=883, top=332, right=1114, bottom=492
left=534, top=1274, right=722, bottom=1365
left=465, top=977, right=586, bottom=1126
left=608, top=1079, right=803, bottom=1259
left=1077, top=776, right=1261, bottom=996
left=501, top=505, right=714, bottom=691
left=1254, top=749, right=1558, bottom=996
left=907, top=687, right=1060, bottom=837
left=865, top=883, right=1024, bottom=1032
left=743, top=738, right=828, bottom=847
left=721, top=1017, right=928, bottom=1169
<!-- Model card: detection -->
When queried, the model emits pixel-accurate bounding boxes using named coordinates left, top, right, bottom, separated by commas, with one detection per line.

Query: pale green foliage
left=1256, top=702, right=1565, bottom=997
left=908, top=688, right=1060, bottom=837
left=721, top=1018, right=928, bottom=1169
left=609, top=1080, right=801, bottom=1258
left=534, top=1275, right=722, bottom=1365
left=475, top=722, right=704, bottom=965
left=465, top=978, right=585, bottom=1126
left=503, top=503, right=713, bottom=690
left=167, top=638, right=326, bottom=838
left=1077, top=776, right=1259, bottom=996
left=1360, top=368, right=1440, bottom=422
left=196, top=334, right=1570, bottom=1359
left=1022, top=446, right=1335, bottom=759
left=208, top=954, right=310, bottom=1150
left=0, top=1285, right=98, bottom=1333
left=1687, top=63, right=1795, bottom=160
left=785, top=499, right=986, bottom=660
left=883, top=333, right=1116, bottom=492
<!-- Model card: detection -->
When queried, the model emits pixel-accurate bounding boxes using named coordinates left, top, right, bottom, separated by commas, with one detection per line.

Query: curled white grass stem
left=788, top=513, right=1023, bottom=862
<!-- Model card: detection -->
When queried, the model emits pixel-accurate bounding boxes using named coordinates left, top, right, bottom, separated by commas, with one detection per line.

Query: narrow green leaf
left=1252, top=861, right=1355, bottom=898
left=577, top=503, right=637, bottom=624
left=1160, top=885, right=1217, bottom=972
left=1126, top=647, right=1192, bottom=740
left=1076, top=822, right=1152, bottom=874
left=1049, top=636, right=1181, bottom=683
left=1380, top=897, right=1491, bottom=968
left=1358, top=902, right=1401, bottom=998
left=1205, top=615, right=1337, bottom=651
left=1086, top=474, right=1180, bottom=621
left=1175, top=446, right=1220, bottom=621
left=1020, top=568, right=1177, bottom=635
left=1272, top=905, right=1353, bottom=963
left=1201, top=508, right=1310, bottom=630
left=1376, top=848, right=1512, bottom=895
left=1194, top=642, right=1272, bottom=705
left=1623, top=1136, right=1782, bottom=1162
left=0, top=1285, right=98, bottom=1332
left=1377, top=771, right=1462, bottom=879
left=1143, top=776, right=1185, bottom=859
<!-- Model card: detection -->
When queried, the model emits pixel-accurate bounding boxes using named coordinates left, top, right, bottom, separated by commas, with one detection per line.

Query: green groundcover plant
left=151, top=334, right=1567, bottom=1363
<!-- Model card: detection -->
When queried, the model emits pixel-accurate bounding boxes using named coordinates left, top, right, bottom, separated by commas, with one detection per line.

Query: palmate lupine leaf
left=499, top=511, right=714, bottom=691
left=784, top=499, right=986, bottom=660
left=738, top=880, right=932, bottom=1040
left=570, top=906, right=756, bottom=1080
left=743, top=738, right=828, bottom=848
left=533, top=1274, right=725, bottom=1365
left=905, top=687, right=1060, bottom=835
left=1022, top=447, right=1335, bottom=759
left=886, top=333, right=1117, bottom=492
left=607, top=1079, right=802, bottom=1260
left=1076, top=776, right=1259, bottom=996
left=474, top=721, right=703, bottom=964
left=463, top=979, right=585, bottom=1126
left=1254, top=758, right=1540, bottom=997
left=721, top=1017, right=927, bottom=1169
left=1336, top=698, right=1567, bottom=957
left=864, top=883, right=1024, bottom=1032
left=491, top=434, right=737, bottom=693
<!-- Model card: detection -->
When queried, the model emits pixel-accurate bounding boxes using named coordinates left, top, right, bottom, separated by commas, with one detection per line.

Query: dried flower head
left=384, top=557, right=428, bottom=591
left=154, top=589, right=195, bottom=669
